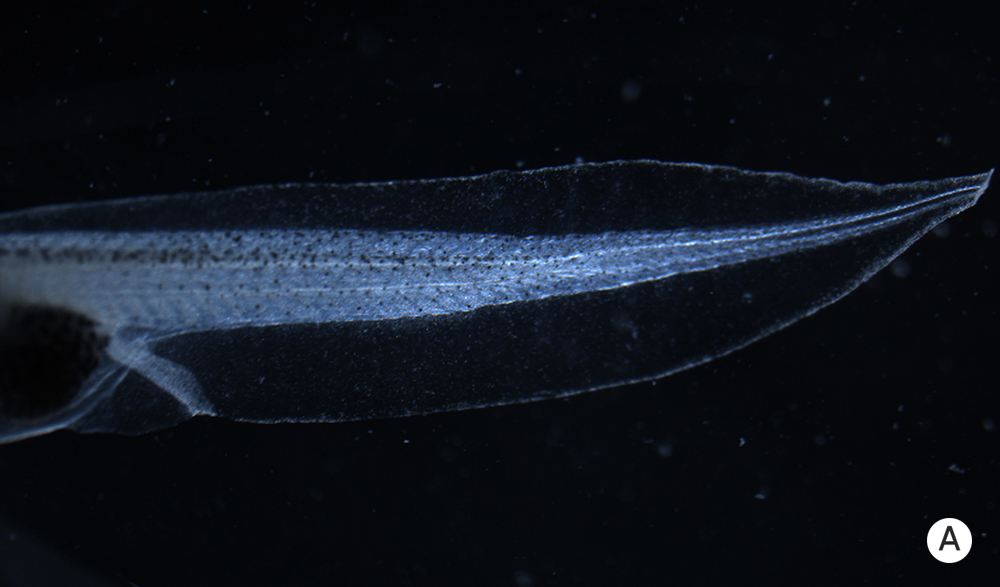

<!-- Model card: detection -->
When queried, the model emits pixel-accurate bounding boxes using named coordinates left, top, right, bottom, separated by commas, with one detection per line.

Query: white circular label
left=926, top=518, right=972, bottom=563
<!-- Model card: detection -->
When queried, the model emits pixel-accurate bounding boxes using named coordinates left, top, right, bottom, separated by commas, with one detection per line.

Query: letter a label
left=927, top=518, right=972, bottom=563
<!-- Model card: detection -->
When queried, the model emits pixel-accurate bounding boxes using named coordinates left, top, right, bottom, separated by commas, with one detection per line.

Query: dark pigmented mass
left=0, top=304, right=108, bottom=419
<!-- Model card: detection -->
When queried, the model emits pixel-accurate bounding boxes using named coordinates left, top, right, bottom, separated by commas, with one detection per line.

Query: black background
left=1, top=2, right=997, bottom=585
